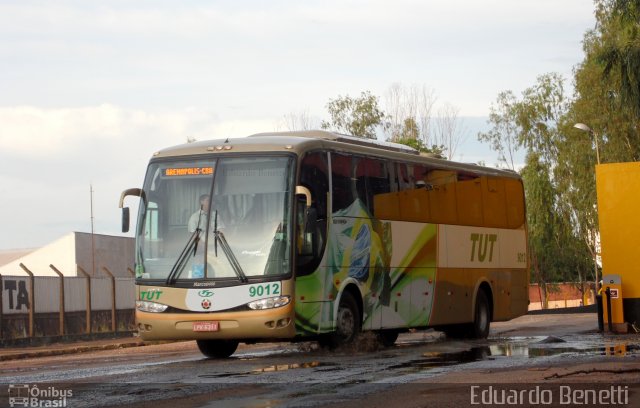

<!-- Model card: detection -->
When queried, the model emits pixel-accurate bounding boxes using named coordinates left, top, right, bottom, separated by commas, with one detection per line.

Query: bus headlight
left=136, top=300, right=169, bottom=313
left=247, top=296, right=291, bottom=310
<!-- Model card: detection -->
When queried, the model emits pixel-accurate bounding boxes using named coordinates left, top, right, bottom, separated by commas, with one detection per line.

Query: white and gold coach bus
left=120, top=130, right=529, bottom=358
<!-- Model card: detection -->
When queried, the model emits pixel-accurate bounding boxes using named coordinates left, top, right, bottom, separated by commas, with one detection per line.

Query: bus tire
left=319, top=291, right=361, bottom=348
left=196, top=339, right=239, bottom=358
left=376, top=330, right=399, bottom=347
left=471, top=290, right=491, bottom=339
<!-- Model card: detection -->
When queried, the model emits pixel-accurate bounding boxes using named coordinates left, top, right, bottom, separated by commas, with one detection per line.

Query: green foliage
left=392, top=113, right=446, bottom=155
left=477, top=1, right=640, bottom=288
left=479, top=74, right=594, bottom=286
left=477, top=91, right=520, bottom=170
left=321, top=91, right=447, bottom=156
left=321, top=91, right=387, bottom=139
left=576, top=0, right=640, bottom=163
left=400, top=117, right=420, bottom=140
left=520, top=153, right=561, bottom=282
left=393, top=136, right=445, bottom=156
left=595, top=0, right=640, bottom=117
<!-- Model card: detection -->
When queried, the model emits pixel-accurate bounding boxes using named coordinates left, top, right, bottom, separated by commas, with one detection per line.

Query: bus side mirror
left=122, top=207, right=130, bottom=233
left=295, top=185, right=313, bottom=229
left=295, top=186, right=312, bottom=207
left=119, top=187, right=144, bottom=234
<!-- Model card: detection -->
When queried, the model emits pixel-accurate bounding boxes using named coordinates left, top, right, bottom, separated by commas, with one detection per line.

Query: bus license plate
left=193, top=321, right=219, bottom=332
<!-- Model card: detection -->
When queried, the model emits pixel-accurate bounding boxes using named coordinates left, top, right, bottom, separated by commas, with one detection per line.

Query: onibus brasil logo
left=8, top=384, right=73, bottom=407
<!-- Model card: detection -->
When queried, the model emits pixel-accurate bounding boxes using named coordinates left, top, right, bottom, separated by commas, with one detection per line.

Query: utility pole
left=90, top=184, right=96, bottom=276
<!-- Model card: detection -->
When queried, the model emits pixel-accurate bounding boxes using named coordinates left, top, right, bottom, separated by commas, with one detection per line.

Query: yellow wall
left=596, top=162, right=640, bottom=298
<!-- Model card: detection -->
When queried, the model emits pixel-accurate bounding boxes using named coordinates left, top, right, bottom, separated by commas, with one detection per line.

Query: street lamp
left=574, top=123, right=600, bottom=165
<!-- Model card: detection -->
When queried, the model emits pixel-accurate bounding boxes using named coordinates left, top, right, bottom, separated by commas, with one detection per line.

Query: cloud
left=0, top=104, right=279, bottom=248
left=0, top=104, right=245, bottom=157
left=0, top=0, right=597, bottom=248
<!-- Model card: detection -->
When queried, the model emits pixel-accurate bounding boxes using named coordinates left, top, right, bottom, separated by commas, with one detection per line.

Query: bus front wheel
left=196, top=339, right=239, bottom=358
left=319, top=291, right=361, bottom=348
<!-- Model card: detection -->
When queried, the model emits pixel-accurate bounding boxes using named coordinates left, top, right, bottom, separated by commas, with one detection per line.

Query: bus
left=120, top=130, right=529, bottom=358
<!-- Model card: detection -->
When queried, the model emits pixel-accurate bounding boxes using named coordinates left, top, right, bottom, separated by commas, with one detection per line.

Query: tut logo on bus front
left=470, top=233, right=497, bottom=263
left=140, top=289, right=163, bottom=301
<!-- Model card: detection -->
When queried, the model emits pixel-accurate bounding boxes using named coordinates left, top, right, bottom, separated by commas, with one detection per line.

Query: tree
left=595, top=0, right=640, bottom=117
left=434, top=102, right=466, bottom=160
left=572, top=0, right=640, bottom=164
left=477, top=91, right=521, bottom=170
left=521, top=152, right=562, bottom=287
left=384, top=83, right=437, bottom=146
left=278, top=109, right=316, bottom=131
left=478, top=73, right=593, bottom=293
left=321, top=87, right=444, bottom=155
left=477, top=0, right=640, bottom=298
left=321, top=91, right=386, bottom=139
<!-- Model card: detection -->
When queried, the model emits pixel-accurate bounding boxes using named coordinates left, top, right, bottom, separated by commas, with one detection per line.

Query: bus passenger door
left=294, top=151, right=331, bottom=335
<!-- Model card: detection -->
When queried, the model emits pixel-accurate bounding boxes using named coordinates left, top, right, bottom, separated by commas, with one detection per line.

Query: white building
left=0, top=232, right=134, bottom=277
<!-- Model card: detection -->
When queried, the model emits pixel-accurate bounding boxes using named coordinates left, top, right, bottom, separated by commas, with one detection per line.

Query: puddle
left=197, top=361, right=328, bottom=379
left=490, top=342, right=640, bottom=358
left=252, top=361, right=323, bottom=374
left=601, top=344, right=640, bottom=356
left=391, top=341, right=640, bottom=373
left=389, top=347, right=492, bottom=370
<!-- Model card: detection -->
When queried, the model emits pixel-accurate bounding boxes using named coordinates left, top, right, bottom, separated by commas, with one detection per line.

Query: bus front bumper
left=135, top=302, right=296, bottom=341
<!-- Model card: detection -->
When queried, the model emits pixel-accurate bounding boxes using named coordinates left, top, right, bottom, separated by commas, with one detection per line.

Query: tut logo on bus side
left=470, top=233, right=497, bottom=262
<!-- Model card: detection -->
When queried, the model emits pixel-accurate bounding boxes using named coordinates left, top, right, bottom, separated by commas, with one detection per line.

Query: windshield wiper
left=166, top=206, right=205, bottom=286
left=165, top=228, right=201, bottom=285
left=213, top=223, right=248, bottom=283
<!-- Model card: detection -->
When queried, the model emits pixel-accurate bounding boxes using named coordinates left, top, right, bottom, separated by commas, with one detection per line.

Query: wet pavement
left=0, top=312, right=639, bottom=407
left=0, top=336, right=149, bottom=361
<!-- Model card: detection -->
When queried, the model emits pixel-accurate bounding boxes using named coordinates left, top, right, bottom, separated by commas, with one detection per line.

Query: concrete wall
left=75, top=232, right=134, bottom=277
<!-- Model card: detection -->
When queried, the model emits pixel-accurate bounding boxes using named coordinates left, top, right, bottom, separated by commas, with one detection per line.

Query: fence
left=0, top=263, right=135, bottom=343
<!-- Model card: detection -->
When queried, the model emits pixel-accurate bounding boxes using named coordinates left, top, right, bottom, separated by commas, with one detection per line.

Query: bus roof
left=151, top=130, right=520, bottom=179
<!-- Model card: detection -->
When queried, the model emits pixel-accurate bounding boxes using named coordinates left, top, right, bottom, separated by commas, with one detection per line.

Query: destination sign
left=164, top=167, right=214, bottom=177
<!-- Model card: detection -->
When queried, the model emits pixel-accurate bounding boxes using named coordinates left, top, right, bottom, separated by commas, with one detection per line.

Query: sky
left=0, top=0, right=596, bottom=250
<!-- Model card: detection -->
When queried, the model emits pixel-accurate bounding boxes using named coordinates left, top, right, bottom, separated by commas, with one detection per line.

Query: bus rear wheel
left=471, top=290, right=491, bottom=339
left=319, top=291, right=361, bottom=349
left=196, top=339, right=239, bottom=358
left=443, top=290, right=491, bottom=339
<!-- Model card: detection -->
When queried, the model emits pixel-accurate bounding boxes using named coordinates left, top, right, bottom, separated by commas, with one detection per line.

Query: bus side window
left=331, top=153, right=355, bottom=213
left=413, top=164, right=430, bottom=188
left=355, top=156, right=369, bottom=209
left=365, top=158, right=391, bottom=215
left=397, top=163, right=412, bottom=191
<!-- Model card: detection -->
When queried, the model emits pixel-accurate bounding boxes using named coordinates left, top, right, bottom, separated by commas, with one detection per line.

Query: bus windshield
left=135, top=155, right=294, bottom=282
